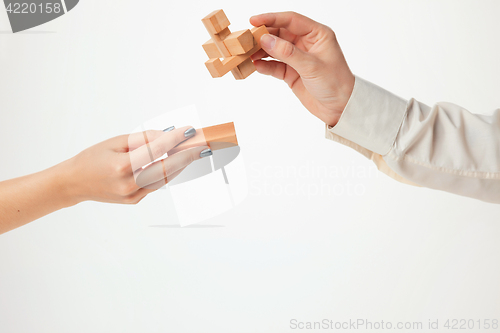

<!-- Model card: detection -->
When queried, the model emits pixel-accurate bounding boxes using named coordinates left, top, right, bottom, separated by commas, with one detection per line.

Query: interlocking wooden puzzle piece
left=204, top=25, right=268, bottom=78
left=223, top=29, right=254, bottom=55
left=236, top=58, right=256, bottom=79
left=203, top=39, right=245, bottom=76
left=209, top=29, right=231, bottom=58
left=231, top=68, right=244, bottom=80
left=202, top=9, right=268, bottom=80
left=202, top=40, right=223, bottom=59
left=202, top=11, right=244, bottom=80
left=167, top=122, right=238, bottom=155
left=218, top=27, right=231, bottom=39
left=202, top=9, right=230, bottom=35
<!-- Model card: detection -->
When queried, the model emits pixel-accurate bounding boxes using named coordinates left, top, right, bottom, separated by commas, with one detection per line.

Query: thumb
left=260, top=34, right=315, bottom=74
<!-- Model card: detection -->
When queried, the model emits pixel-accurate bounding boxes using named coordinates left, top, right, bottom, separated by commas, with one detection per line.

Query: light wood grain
left=167, top=122, right=238, bottom=155
left=204, top=25, right=269, bottom=78
left=201, top=9, right=230, bottom=35
left=224, top=29, right=254, bottom=56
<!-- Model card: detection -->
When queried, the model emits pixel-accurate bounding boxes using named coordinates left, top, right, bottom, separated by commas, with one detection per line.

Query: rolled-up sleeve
left=325, top=76, right=500, bottom=204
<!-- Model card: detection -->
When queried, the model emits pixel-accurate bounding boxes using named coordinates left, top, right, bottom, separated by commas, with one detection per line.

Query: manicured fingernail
left=184, top=128, right=196, bottom=138
left=200, top=148, right=212, bottom=158
left=163, top=126, right=175, bottom=132
left=261, top=34, right=276, bottom=50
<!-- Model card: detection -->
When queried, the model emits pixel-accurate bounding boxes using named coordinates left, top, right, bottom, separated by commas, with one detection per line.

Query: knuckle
left=119, top=179, right=138, bottom=196
left=144, top=129, right=156, bottom=138
left=324, top=26, right=337, bottom=40
left=280, top=40, right=295, bottom=59
left=128, top=178, right=139, bottom=192
left=114, top=159, right=131, bottom=175
left=134, top=173, right=149, bottom=189
left=273, top=62, right=286, bottom=80
left=144, top=130, right=162, bottom=143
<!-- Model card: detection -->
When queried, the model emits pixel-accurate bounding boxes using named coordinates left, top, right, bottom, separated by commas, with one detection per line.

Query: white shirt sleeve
left=325, top=76, right=500, bottom=204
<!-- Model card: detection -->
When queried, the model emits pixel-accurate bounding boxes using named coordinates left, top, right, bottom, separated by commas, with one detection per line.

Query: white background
left=1, top=0, right=500, bottom=332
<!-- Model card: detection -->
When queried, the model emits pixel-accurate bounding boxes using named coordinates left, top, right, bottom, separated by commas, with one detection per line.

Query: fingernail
left=261, top=34, right=276, bottom=50
left=200, top=148, right=212, bottom=158
left=163, top=126, right=175, bottom=132
left=184, top=128, right=196, bottom=138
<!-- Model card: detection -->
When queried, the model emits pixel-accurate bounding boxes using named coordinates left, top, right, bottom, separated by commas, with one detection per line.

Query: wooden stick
left=167, top=122, right=238, bottom=155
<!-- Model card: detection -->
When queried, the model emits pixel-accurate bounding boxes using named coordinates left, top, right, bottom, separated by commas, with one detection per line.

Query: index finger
left=250, top=11, right=319, bottom=36
left=127, top=129, right=171, bottom=152
left=129, top=126, right=201, bottom=171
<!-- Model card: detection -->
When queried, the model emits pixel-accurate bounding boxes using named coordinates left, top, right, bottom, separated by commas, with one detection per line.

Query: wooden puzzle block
left=236, top=58, right=256, bottom=79
left=203, top=38, right=243, bottom=78
left=203, top=28, right=244, bottom=79
left=218, top=27, right=231, bottom=39
left=202, top=40, right=222, bottom=59
left=202, top=9, right=230, bottom=35
left=167, top=122, right=238, bottom=155
left=204, top=25, right=269, bottom=78
left=231, top=68, right=244, bottom=80
left=210, top=31, right=232, bottom=58
left=202, top=10, right=268, bottom=80
left=223, top=29, right=254, bottom=55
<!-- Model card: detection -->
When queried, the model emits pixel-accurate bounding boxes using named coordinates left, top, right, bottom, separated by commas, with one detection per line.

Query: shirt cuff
left=326, top=76, right=409, bottom=155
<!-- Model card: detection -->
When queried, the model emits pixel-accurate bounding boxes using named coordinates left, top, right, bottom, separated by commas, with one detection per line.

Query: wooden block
left=202, top=9, right=230, bottom=35
left=202, top=40, right=222, bottom=59
left=250, top=25, right=268, bottom=50
left=218, top=27, right=231, bottom=39
left=203, top=33, right=246, bottom=81
left=205, top=58, right=245, bottom=79
left=167, top=122, right=238, bottom=155
left=205, top=59, right=222, bottom=78
left=235, top=58, right=256, bottom=80
left=209, top=30, right=231, bottom=58
left=203, top=27, right=241, bottom=77
left=201, top=9, right=268, bottom=80
left=224, top=29, right=254, bottom=55
left=204, top=25, right=269, bottom=78
left=231, top=68, right=244, bottom=79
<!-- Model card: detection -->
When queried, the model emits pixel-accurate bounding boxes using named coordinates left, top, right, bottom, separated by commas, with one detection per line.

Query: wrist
left=324, top=73, right=355, bottom=127
left=332, top=73, right=355, bottom=126
left=52, top=158, right=85, bottom=207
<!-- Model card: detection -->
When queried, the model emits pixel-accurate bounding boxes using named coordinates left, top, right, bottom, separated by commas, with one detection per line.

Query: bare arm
left=0, top=161, right=76, bottom=232
left=0, top=126, right=211, bottom=234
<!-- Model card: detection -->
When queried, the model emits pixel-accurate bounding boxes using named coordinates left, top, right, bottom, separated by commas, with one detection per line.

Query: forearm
left=326, top=76, right=500, bottom=203
left=0, top=160, right=78, bottom=234
left=382, top=98, right=500, bottom=203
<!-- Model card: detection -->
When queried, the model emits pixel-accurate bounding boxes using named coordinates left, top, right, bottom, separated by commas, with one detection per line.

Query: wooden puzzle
left=168, top=122, right=238, bottom=155
left=202, top=9, right=269, bottom=80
